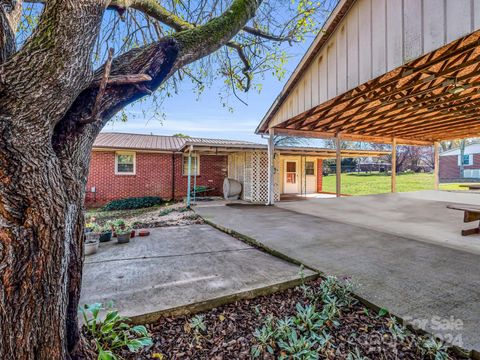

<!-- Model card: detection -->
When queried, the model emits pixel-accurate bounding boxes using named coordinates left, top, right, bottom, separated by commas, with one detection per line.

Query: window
left=458, top=154, right=473, bottom=166
left=305, top=161, right=315, bottom=176
left=115, top=152, right=135, bottom=175
left=183, top=155, right=200, bottom=176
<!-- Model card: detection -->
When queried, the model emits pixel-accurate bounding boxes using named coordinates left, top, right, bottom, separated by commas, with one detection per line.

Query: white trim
left=283, top=159, right=299, bottom=194
left=458, top=154, right=473, bottom=166
left=115, top=151, right=136, bottom=175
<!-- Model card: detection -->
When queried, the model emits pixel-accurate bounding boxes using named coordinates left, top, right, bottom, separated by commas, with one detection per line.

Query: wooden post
left=391, top=138, right=397, bottom=193
left=267, top=128, right=275, bottom=205
left=336, top=135, right=341, bottom=197
left=434, top=141, right=440, bottom=191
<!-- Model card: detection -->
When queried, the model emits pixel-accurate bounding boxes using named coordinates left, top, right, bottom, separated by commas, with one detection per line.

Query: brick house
left=86, top=132, right=387, bottom=206
left=440, top=144, right=480, bottom=181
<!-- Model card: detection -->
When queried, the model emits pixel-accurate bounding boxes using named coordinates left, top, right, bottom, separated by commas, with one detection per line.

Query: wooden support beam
left=336, top=135, right=341, bottom=197
left=434, top=141, right=440, bottom=191
left=391, top=138, right=397, bottom=193
left=272, top=127, right=433, bottom=146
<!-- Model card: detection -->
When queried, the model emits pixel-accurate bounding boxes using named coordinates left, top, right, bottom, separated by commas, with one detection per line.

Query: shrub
left=102, top=196, right=164, bottom=211
left=80, top=303, right=152, bottom=360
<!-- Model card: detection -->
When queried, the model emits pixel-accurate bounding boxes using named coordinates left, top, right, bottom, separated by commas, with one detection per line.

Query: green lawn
left=322, top=172, right=476, bottom=196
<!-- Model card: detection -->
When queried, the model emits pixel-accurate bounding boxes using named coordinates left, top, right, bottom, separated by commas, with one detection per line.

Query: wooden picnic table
left=459, top=184, right=480, bottom=190
left=447, top=204, right=480, bottom=236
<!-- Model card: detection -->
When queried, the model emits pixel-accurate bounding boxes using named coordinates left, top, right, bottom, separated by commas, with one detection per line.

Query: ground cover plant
left=322, top=172, right=472, bottom=196
left=102, top=197, right=165, bottom=211
left=118, top=274, right=467, bottom=359
left=86, top=203, right=201, bottom=228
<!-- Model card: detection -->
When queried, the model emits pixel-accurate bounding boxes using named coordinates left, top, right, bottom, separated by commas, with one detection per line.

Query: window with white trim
left=115, top=152, right=136, bottom=175
left=458, top=154, right=473, bottom=166
left=305, top=161, right=315, bottom=175
left=183, top=154, right=200, bottom=176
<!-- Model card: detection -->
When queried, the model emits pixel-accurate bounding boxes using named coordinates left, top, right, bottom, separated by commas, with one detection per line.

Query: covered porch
left=181, top=140, right=388, bottom=205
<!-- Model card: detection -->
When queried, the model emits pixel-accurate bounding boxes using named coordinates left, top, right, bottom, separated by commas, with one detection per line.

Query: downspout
left=171, top=153, right=175, bottom=201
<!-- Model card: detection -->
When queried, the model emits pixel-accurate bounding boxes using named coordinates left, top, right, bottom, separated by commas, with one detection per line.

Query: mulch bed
left=121, top=279, right=468, bottom=360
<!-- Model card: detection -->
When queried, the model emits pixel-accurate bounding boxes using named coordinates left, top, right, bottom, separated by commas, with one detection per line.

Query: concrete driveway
left=196, top=194, right=480, bottom=353
left=80, top=224, right=313, bottom=322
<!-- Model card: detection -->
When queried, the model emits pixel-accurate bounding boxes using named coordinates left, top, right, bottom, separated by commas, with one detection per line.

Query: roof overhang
left=258, top=28, right=480, bottom=145
left=182, top=143, right=388, bottom=158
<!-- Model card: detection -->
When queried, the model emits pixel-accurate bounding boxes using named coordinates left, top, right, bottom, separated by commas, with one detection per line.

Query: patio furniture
left=447, top=204, right=480, bottom=236
left=459, top=184, right=480, bottom=191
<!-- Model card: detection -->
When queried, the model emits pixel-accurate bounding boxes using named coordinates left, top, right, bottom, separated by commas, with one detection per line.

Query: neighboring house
left=86, top=132, right=387, bottom=205
left=440, top=144, right=480, bottom=180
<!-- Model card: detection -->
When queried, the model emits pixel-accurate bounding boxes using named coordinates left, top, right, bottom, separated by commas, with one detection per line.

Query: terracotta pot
left=130, top=230, right=136, bottom=238
left=139, top=230, right=150, bottom=237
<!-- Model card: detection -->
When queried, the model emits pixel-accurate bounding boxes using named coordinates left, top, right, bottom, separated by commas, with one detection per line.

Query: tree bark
left=0, top=1, right=262, bottom=359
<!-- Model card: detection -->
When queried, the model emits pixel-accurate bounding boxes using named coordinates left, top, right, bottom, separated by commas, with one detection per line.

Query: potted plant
left=111, top=219, right=126, bottom=237
left=116, top=226, right=132, bottom=244
left=84, top=224, right=100, bottom=255
left=98, top=223, right=113, bottom=243
left=85, top=222, right=95, bottom=233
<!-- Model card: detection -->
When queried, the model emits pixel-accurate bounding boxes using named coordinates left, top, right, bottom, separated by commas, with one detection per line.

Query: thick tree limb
left=88, top=73, right=153, bottom=87
left=87, top=47, right=114, bottom=123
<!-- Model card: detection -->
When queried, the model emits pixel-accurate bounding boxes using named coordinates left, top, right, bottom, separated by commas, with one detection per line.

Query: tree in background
left=0, top=0, right=331, bottom=358
left=173, top=133, right=191, bottom=138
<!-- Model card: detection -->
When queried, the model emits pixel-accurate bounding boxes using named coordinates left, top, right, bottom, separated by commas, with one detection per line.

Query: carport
left=256, top=0, right=480, bottom=204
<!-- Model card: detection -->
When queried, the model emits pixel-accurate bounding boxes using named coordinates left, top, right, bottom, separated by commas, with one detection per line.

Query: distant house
left=440, top=144, right=480, bottom=180
left=86, top=132, right=387, bottom=206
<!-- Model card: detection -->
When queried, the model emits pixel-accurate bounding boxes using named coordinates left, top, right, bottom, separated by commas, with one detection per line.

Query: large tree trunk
left=0, top=128, right=91, bottom=359
left=0, top=0, right=262, bottom=358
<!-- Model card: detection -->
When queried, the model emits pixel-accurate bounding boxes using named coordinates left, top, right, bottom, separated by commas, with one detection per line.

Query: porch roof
left=181, top=142, right=388, bottom=159
left=257, top=29, right=480, bottom=145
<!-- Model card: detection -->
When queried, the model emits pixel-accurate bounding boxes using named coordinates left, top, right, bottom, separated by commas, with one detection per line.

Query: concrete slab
left=81, top=225, right=314, bottom=321
left=196, top=202, right=480, bottom=352
left=278, top=190, right=480, bottom=254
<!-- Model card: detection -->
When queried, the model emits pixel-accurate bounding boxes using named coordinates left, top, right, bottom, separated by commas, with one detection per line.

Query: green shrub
left=102, top=196, right=164, bottom=211
left=80, top=303, right=152, bottom=360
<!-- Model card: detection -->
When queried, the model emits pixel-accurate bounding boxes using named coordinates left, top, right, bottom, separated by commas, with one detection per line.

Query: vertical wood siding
left=271, top=0, right=480, bottom=127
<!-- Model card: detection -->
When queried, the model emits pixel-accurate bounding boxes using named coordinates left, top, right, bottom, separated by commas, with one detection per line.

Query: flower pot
left=84, top=241, right=99, bottom=255
left=130, top=230, right=136, bottom=238
left=117, top=232, right=131, bottom=244
left=99, top=231, right=112, bottom=243
left=85, top=232, right=100, bottom=255
left=139, top=230, right=150, bottom=237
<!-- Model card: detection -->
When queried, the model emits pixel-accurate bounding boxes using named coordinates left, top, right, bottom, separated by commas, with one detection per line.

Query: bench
left=447, top=204, right=480, bottom=236
left=459, top=184, right=480, bottom=190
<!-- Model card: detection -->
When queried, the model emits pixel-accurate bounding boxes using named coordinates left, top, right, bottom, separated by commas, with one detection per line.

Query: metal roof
left=93, top=132, right=258, bottom=152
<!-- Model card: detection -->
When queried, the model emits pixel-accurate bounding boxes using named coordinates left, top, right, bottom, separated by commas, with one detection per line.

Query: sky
left=103, top=30, right=319, bottom=144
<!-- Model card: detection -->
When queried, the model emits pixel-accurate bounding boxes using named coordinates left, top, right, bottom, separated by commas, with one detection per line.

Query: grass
left=322, top=172, right=477, bottom=196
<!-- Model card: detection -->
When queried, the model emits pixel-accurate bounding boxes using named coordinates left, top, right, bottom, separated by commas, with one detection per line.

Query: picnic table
left=459, top=184, right=480, bottom=190
left=447, top=204, right=480, bottom=236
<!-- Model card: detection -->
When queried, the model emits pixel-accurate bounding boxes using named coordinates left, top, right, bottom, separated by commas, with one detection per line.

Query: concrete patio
left=80, top=224, right=314, bottom=322
left=195, top=191, right=480, bottom=353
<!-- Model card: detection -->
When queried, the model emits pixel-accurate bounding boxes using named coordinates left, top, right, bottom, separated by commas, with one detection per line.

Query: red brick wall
left=316, top=159, right=323, bottom=192
left=440, top=154, right=480, bottom=180
left=86, top=151, right=227, bottom=206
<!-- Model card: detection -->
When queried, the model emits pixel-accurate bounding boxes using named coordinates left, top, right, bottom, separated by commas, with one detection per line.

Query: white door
left=284, top=160, right=298, bottom=193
